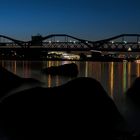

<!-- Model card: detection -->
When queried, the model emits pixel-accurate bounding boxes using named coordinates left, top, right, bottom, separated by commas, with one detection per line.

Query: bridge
left=0, top=34, right=93, bottom=50
left=0, top=34, right=140, bottom=52
left=0, top=34, right=140, bottom=59
left=93, top=34, right=140, bottom=52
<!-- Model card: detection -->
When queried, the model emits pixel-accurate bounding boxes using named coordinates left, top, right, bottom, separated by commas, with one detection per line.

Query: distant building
left=31, top=35, right=42, bottom=46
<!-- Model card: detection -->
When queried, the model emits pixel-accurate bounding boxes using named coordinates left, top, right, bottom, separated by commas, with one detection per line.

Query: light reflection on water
left=0, top=60, right=140, bottom=100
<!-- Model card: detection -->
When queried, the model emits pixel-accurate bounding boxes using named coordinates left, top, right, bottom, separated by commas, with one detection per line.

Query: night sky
left=0, top=0, right=140, bottom=41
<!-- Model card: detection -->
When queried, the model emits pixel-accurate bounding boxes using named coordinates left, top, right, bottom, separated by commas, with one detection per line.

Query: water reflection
left=76, top=61, right=140, bottom=99
left=127, top=62, right=131, bottom=88
left=22, top=61, right=31, bottom=78
left=0, top=60, right=139, bottom=99
left=48, top=75, right=51, bottom=88
left=123, top=62, right=127, bottom=94
left=136, top=63, right=140, bottom=77
left=110, top=62, right=114, bottom=98
left=85, top=61, right=88, bottom=77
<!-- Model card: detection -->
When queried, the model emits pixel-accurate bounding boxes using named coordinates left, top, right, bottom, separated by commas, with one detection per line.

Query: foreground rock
left=0, top=66, right=41, bottom=99
left=0, top=77, right=129, bottom=139
left=42, top=63, right=78, bottom=77
left=126, top=77, right=140, bottom=104
left=125, top=77, right=140, bottom=135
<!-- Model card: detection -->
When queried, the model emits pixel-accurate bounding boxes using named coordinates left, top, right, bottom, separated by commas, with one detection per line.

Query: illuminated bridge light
left=110, top=41, right=114, bottom=44
left=57, top=40, right=59, bottom=42
left=128, top=47, right=132, bottom=51
left=49, top=41, right=51, bottom=43
left=86, top=41, right=88, bottom=43
left=123, top=41, right=127, bottom=44
left=138, top=41, right=140, bottom=44
left=73, top=41, right=76, bottom=43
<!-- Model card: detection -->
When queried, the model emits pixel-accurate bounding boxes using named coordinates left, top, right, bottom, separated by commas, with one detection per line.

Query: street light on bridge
left=128, top=47, right=132, bottom=51
left=123, top=41, right=127, bottom=44
left=111, top=41, right=114, bottom=44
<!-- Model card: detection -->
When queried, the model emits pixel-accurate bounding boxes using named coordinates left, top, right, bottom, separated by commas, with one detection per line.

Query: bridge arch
left=0, top=35, right=25, bottom=48
left=93, top=34, right=140, bottom=51
left=42, top=34, right=88, bottom=42
left=40, top=34, right=93, bottom=51
left=95, top=34, right=140, bottom=43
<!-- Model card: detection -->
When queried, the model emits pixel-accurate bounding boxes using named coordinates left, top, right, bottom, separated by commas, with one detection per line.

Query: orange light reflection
left=110, top=62, right=114, bottom=98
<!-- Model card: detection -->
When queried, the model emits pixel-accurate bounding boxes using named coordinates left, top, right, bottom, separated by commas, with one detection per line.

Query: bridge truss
left=93, top=34, right=140, bottom=52
left=0, top=34, right=140, bottom=52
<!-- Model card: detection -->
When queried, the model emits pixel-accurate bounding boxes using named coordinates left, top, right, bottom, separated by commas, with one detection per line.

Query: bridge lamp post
left=49, top=41, right=51, bottom=44
left=73, top=41, right=76, bottom=44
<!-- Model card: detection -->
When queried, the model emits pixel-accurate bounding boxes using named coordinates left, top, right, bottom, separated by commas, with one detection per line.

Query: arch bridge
left=0, top=34, right=140, bottom=52
left=28, top=34, right=93, bottom=51
left=0, top=35, right=25, bottom=48
left=93, top=34, right=140, bottom=52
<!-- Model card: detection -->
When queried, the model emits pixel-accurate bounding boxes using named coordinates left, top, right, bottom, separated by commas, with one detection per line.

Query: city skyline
left=1, top=0, right=140, bottom=41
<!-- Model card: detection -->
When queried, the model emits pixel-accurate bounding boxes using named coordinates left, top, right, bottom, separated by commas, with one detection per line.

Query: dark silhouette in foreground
left=42, top=63, right=78, bottom=77
left=0, top=77, right=129, bottom=139
left=0, top=66, right=41, bottom=99
left=126, top=77, right=140, bottom=104
left=125, top=77, right=140, bottom=137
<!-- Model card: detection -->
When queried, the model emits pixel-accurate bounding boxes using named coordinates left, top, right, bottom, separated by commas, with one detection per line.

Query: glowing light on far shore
left=135, top=60, right=140, bottom=63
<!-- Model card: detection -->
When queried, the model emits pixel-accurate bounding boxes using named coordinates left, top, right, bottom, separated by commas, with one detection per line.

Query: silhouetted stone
left=42, top=63, right=78, bottom=77
left=126, top=77, right=140, bottom=104
left=125, top=77, right=140, bottom=137
left=0, top=77, right=128, bottom=139
left=0, top=66, right=41, bottom=99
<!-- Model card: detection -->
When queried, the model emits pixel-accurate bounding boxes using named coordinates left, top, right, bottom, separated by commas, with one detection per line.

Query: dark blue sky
left=1, top=0, right=140, bottom=41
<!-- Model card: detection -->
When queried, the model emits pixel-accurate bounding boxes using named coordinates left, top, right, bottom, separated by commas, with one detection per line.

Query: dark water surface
left=1, top=60, right=139, bottom=96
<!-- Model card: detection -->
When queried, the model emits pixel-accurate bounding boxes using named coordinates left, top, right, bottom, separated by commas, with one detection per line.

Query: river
left=0, top=60, right=139, bottom=100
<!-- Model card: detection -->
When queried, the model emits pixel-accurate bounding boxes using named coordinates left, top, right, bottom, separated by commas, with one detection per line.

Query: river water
left=1, top=60, right=139, bottom=96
